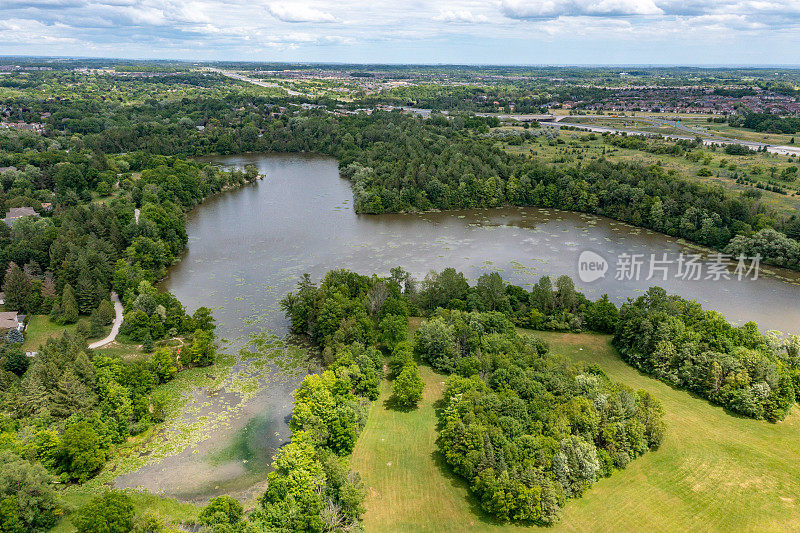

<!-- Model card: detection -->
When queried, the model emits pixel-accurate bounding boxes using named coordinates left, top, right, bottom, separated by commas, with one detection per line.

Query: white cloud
left=266, top=2, right=338, bottom=23
left=501, top=0, right=663, bottom=18
left=0, top=18, right=80, bottom=43
left=434, top=10, right=489, bottom=23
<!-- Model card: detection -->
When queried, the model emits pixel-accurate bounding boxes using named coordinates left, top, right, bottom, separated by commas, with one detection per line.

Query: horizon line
left=1, top=55, right=800, bottom=69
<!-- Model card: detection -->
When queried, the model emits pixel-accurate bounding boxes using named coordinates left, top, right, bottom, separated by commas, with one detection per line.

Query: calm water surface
left=115, top=153, right=800, bottom=501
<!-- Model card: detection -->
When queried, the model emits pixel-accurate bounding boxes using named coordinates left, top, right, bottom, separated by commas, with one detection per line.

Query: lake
left=114, top=152, right=800, bottom=502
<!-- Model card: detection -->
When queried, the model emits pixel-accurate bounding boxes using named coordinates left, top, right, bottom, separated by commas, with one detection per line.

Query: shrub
left=71, top=491, right=134, bottom=533
left=199, top=495, right=243, bottom=526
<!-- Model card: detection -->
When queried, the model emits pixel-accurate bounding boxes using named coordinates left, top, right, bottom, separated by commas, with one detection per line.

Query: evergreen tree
left=7, top=329, right=24, bottom=344
left=2, top=263, right=32, bottom=313
left=97, top=299, right=115, bottom=326
left=59, top=285, right=79, bottom=325
left=89, top=309, right=105, bottom=338
left=51, top=370, right=97, bottom=419
left=0, top=344, right=28, bottom=376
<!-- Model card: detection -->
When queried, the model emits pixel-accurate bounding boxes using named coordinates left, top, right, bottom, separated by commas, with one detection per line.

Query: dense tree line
left=228, top=264, right=799, bottom=528
left=0, top=314, right=216, bottom=526
left=434, top=313, right=664, bottom=524
left=415, top=268, right=618, bottom=335
left=614, top=287, right=797, bottom=421
left=0, top=320, right=217, bottom=476
left=414, top=267, right=799, bottom=423
left=245, top=268, right=422, bottom=531
left=0, top=138, right=235, bottom=524
left=725, top=228, right=800, bottom=269
left=730, top=112, right=800, bottom=134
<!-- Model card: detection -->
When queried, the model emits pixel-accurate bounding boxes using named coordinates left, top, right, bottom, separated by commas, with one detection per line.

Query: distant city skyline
left=1, top=1, right=799, bottom=65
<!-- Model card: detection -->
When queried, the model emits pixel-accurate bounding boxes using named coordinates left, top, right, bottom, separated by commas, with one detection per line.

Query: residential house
left=0, top=312, right=24, bottom=333
left=2, top=206, right=39, bottom=226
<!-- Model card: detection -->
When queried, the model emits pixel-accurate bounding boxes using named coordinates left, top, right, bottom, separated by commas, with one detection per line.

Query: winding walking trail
left=88, top=292, right=123, bottom=349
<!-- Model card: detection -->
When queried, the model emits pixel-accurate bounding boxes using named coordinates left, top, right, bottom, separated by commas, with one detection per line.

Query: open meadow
left=351, top=331, right=800, bottom=532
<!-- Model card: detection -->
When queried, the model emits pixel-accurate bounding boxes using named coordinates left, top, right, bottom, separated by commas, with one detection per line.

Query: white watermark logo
left=578, top=250, right=609, bottom=283
left=578, top=251, right=761, bottom=282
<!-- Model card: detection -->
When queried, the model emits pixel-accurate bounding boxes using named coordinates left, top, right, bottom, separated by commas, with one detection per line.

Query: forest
left=730, top=112, right=800, bottom=135
left=614, top=287, right=798, bottom=421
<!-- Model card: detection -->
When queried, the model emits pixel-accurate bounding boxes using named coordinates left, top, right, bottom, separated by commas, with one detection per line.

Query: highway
left=544, top=115, right=800, bottom=156
left=206, top=67, right=305, bottom=96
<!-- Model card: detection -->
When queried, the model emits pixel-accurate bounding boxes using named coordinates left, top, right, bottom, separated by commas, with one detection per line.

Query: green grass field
left=21, top=314, right=141, bottom=357
left=21, top=315, right=146, bottom=359
left=351, top=331, right=800, bottom=532
left=22, top=315, right=83, bottom=351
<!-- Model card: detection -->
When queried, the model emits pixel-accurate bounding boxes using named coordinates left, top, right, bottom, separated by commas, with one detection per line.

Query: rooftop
left=0, top=312, right=19, bottom=330
left=2, top=207, right=39, bottom=226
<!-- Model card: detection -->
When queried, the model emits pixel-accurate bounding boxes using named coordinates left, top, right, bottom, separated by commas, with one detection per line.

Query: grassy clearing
left=21, top=315, right=139, bottom=356
left=352, top=331, right=800, bottom=532
left=679, top=119, right=798, bottom=146
left=564, top=116, right=691, bottom=137
left=21, top=315, right=86, bottom=352
left=21, top=315, right=73, bottom=351
left=52, top=490, right=200, bottom=533
left=351, top=366, right=523, bottom=533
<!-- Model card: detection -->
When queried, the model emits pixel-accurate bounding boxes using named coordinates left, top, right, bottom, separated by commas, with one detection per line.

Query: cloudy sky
left=1, top=0, right=799, bottom=64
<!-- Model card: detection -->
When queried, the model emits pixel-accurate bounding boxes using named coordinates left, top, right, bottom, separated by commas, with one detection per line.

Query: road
left=206, top=68, right=305, bottom=96
left=88, top=292, right=123, bottom=349
left=544, top=115, right=800, bottom=156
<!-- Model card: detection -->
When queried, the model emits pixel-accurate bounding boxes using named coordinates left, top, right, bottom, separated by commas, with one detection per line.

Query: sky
left=1, top=0, right=799, bottom=65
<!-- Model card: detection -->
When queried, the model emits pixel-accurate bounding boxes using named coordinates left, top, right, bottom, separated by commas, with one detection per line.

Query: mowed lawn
left=350, top=331, right=800, bottom=532
left=21, top=315, right=82, bottom=352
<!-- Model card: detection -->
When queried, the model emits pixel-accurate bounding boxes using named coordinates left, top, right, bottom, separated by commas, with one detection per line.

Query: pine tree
left=3, top=263, right=32, bottom=312
left=97, top=299, right=115, bottom=325
left=89, top=310, right=105, bottom=338
left=76, top=270, right=97, bottom=314
left=59, top=284, right=79, bottom=325
left=7, top=328, right=24, bottom=344
left=51, top=370, right=97, bottom=419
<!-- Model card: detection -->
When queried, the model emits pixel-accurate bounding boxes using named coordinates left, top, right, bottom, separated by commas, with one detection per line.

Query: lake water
left=115, top=153, right=800, bottom=502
